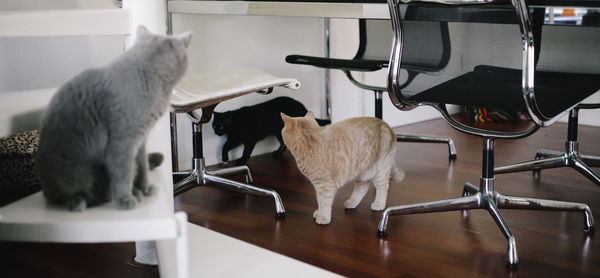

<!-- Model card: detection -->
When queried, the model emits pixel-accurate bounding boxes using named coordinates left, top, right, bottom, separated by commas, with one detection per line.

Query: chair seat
left=170, top=67, right=300, bottom=113
left=410, top=65, right=600, bottom=119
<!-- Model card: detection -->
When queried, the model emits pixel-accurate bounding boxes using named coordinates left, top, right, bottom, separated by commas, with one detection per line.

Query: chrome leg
left=580, top=154, right=600, bottom=167
left=462, top=182, right=480, bottom=196
left=172, top=156, right=285, bottom=218
left=494, top=156, right=566, bottom=174
left=497, top=141, right=599, bottom=185
left=395, top=133, right=457, bottom=160
left=173, top=172, right=199, bottom=196
left=572, top=157, right=600, bottom=186
left=377, top=194, right=481, bottom=236
left=461, top=182, right=480, bottom=216
left=496, top=193, right=595, bottom=232
left=535, top=148, right=564, bottom=159
left=207, top=165, right=254, bottom=183
left=485, top=196, right=519, bottom=269
left=203, top=173, right=286, bottom=218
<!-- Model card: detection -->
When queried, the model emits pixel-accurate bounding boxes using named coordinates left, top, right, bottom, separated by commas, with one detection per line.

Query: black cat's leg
left=133, top=141, right=154, bottom=199
left=105, top=141, right=138, bottom=210
left=238, top=141, right=257, bottom=164
left=222, top=139, right=238, bottom=162
left=273, top=134, right=287, bottom=157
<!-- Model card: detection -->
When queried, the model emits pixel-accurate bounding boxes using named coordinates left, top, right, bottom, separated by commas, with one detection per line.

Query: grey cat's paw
left=67, top=196, right=87, bottom=212
left=117, top=195, right=137, bottom=210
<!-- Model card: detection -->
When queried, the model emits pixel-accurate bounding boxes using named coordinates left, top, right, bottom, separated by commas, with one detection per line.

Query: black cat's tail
left=316, top=118, right=331, bottom=126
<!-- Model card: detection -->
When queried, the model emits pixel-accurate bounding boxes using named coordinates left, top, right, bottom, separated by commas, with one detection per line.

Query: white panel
left=0, top=9, right=130, bottom=37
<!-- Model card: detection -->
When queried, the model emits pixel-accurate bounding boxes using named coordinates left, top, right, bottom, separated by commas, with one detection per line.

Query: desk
left=168, top=0, right=600, bottom=20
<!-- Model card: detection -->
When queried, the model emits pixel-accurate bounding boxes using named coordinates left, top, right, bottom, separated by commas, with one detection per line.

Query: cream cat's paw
left=371, top=202, right=386, bottom=211
left=344, top=198, right=360, bottom=209
left=315, top=215, right=331, bottom=225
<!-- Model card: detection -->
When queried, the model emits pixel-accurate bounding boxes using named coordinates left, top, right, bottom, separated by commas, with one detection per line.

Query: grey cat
left=36, top=26, right=191, bottom=211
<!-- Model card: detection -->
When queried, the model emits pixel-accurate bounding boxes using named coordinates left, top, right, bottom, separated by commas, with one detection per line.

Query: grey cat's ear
left=305, top=111, right=315, bottom=119
left=136, top=25, right=151, bottom=37
left=175, top=31, right=192, bottom=48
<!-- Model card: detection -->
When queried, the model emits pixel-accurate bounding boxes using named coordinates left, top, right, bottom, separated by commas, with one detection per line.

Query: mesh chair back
left=356, top=17, right=450, bottom=73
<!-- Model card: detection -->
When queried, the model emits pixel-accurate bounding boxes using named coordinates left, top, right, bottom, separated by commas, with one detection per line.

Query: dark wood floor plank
left=1, top=118, right=598, bottom=277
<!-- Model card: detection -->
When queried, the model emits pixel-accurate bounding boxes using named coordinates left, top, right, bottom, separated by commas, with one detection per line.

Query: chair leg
left=535, top=148, right=564, bottom=159
left=485, top=196, right=519, bottom=269
left=572, top=157, right=600, bottom=186
left=207, top=165, right=254, bottom=183
left=395, top=133, right=457, bottom=160
left=580, top=154, right=600, bottom=167
left=494, top=155, right=566, bottom=174
left=496, top=193, right=595, bottom=232
left=203, top=172, right=286, bottom=218
left=377, top=194, right=481, bottom=236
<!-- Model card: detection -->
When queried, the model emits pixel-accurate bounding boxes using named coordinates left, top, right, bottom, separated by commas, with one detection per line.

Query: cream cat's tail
left=391, top=163, right=405, bottom=182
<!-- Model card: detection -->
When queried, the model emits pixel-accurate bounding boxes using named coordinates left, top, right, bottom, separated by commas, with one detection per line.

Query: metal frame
left=343, top=18, right=457, bottom=159
left=379, top=0, right=596, bottom=269
left=169, top=109, right=286, bottom=219
left=495, top=104, right=600, bottom=185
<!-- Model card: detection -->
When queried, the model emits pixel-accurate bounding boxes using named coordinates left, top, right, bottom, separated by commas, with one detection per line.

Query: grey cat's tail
left=391, top=163, right=405, bottom=182
left=316, top=118, right=331, bottom=126
left=148, top=152, right=164, bottom=170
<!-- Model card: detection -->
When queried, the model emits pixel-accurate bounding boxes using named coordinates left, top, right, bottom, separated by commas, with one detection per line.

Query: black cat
left=212, top=96, right=330, bottom=164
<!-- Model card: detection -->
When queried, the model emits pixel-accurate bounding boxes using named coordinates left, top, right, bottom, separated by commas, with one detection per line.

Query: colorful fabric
left=462, top=106, right=530, bottom=123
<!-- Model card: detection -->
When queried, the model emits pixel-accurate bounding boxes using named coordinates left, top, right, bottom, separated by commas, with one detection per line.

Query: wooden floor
left=2, top=118, right=599, bottom=277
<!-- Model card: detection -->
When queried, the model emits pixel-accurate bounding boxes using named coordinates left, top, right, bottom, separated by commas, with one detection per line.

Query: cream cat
left=281, top=111, right=404, bottom=225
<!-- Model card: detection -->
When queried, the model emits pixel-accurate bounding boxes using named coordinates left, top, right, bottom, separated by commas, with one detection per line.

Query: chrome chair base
left=378, top=138, right=595, bottom=269
left=377, top=177, right=595, bottom=268
left=395, top=133, right=457, bottom=160
left=495, top=141, right=600, bottom=186
left=173, top=158, right=286, bottom=219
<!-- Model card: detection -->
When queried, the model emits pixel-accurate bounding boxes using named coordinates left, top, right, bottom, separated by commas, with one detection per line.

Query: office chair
left=378, top=0, right=598, bottom=269
left=170, top=67, right=301, bottom=219
left=286, top=13, right=457, bottom=160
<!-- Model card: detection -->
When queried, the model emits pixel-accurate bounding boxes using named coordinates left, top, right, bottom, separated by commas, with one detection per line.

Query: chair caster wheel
left=505, top=262, right=519, bottom=270
left=275, top=212, right=286, bottom=219
left=449, top=154, right=457, bottom=160
left=377, top=230, right=389, bottom=237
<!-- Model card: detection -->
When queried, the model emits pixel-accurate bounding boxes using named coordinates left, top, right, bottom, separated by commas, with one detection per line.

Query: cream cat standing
left=37, top=26, right=191, bottom=211
left=281, top=112, right=404, bottom=225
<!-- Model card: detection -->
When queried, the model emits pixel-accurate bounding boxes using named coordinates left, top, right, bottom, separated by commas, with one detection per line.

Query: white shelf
left=168, top=1, right=390, bottom=19
left=0, top=9, right=131, bottom=37
left=0, top=169, right=179, bottom=243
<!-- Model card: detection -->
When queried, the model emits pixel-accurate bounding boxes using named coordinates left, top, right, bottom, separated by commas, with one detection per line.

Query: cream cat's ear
left=176, top=31, right=193, bottom=47
left=305, top=111, right=315, bottom=119
left=281, top=113, right=296, bottom=128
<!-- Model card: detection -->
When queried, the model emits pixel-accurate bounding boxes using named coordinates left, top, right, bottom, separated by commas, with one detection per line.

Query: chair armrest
left=285, top=55, right=387, bottom=72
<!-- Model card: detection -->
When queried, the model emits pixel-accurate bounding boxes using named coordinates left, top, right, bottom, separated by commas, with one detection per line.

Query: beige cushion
left=170, top=67, right=300, bottom=113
